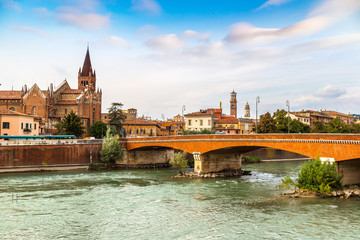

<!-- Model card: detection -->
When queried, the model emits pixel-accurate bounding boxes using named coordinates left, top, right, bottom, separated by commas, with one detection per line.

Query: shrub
left=170, top=151, right=188, bottom=175
left=100, top=127, right=124, bottom=167
left=242, top=156, right=261, bottom=163
left=278, top=158, right=342, bottom=194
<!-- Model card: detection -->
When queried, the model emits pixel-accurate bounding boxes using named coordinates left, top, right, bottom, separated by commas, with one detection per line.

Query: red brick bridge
left=120, top=134, right=360, bottom=185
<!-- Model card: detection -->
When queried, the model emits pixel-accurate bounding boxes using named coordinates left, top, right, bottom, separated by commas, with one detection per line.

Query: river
left=0, top=161, right=359, bottom=239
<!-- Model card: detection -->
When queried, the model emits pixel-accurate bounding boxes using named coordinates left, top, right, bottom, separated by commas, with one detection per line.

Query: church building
left=0, top=47, right=102, bottom=135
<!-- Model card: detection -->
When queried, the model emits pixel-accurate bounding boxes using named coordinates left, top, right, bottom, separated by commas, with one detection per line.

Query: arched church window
left=31, top=106, right=37, bottom=115
left=9, top=107, right=16, bottom=111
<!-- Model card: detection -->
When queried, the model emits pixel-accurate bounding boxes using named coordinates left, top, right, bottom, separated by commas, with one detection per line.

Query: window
left=200, top=120, right=203, bottom=126
left=31, top=106, right=37, bottom=115
left=34, top=124, right=37, bottom=130
left=230, top=125, right=234, bottom=128
left=2, top=122, right=10, bottom=129
left=30, top=123, right=32, bottom=129
left=188, top=120, right=192, bottom=126
left=92, top=108, right=95, bottom=124
left=26, top=123, right=29, bottom=129
left=65, top=109, right=67, bottom=114
left=9, top=107, right=16, bottom=111
left=21, top=123, right=23, bottom=129
left=208, top=120, right=211, bottom=125
left=218, top=125, right=222, bottom=127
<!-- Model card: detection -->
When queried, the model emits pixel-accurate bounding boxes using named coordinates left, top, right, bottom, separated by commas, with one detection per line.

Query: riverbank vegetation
left=100, top=128, right=124, bottom=167
left=54, top=110, right=85, bottom=137
left=277, top=157, right=342, bottom=196
left=169, top=151, right=188, bottom=175
left=242, top=156, right=261, bottom=163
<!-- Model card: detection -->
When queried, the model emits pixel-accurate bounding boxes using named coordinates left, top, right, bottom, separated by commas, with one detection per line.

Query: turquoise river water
left=0, top=161, right=359, bottom=240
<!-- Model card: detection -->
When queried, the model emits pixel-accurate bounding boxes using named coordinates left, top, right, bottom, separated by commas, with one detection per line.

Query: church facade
left=0, top=47, right=102, bottom=135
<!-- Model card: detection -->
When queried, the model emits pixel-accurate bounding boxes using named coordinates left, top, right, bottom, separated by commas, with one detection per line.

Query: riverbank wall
left=0, top=139, right=102, bottom=168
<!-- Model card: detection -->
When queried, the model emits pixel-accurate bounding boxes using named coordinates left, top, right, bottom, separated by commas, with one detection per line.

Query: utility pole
left=256, top=96, right=260, bottom=134
left=286, top=100, right=290, bottom=134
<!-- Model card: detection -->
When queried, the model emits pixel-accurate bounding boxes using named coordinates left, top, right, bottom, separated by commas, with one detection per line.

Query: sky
left=0, top=0, right=359, bottom=120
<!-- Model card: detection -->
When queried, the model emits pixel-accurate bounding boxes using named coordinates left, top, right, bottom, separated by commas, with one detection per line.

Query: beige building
left=214, top=118, right=239, bottom=134
left=184, top=110, right=214, bottom=131
left=0, top=110, right=40, bottom=136
left=287, top=112, right=311, bottom=125
left=322, top=111, right=354, bottom=125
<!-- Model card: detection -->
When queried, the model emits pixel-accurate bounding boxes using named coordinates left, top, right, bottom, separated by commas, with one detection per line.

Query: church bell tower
left=78, top=46, right=96, bottom=92
left=230, top=90, right=237, bottom=118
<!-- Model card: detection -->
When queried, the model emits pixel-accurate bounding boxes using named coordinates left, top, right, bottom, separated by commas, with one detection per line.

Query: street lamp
left=286, top=100, right=290, bottom=134
left=256, top=96, right=260, bottom=133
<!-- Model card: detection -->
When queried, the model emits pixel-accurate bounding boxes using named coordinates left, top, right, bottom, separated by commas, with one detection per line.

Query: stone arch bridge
left=120, top=134, right=360, bottom=185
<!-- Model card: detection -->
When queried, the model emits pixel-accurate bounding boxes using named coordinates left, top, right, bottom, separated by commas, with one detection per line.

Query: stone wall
left=200, top=153, right=242, bottom=173
left=337, top=159, right=360, bottom=186
left=0, top=142, right=102, bottom=167
left=120, top=149, right=174, bottom=165
left=246, top=148, right=307, bottom=160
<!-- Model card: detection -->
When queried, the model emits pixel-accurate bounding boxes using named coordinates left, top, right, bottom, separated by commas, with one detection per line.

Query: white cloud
left=10, top=25, right=50, bottom=36
left=226, top=0, right=360, bottom=44
left=33, top=7, right=51, bottom=17
left=181, top=30, right=210, bottom=42
left=146, top=34, right=184, bottom=51
left=131, top=0, right=161, bottom=15
left=257, top=0, right=290, bottom=10
left=316, top=85, right=346, bottom=98
left=56, top=6, right=110, bottom=30
left=103, top=35, right=129, bottom=47
left=0, top=0, right=21, bottom=11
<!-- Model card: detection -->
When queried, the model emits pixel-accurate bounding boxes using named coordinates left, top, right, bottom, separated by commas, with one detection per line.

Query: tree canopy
left=100, top=127, right=124, bottom=166
left=108, top=102, right=127, bottom=136
left=258, top=112, right=276, bottom=133
left=89, top=121, right=108, bottom=138
left=56, top=110, right=85, bottom=137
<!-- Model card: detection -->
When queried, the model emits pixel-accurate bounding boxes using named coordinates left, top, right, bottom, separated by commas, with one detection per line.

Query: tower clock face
left=232, top=105, right=235, bottom=108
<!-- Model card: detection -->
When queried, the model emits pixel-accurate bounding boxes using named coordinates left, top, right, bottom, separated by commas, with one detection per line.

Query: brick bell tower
left=230, top=90, right=237, bottom=118
left=78, top=46, right=96, bottom=92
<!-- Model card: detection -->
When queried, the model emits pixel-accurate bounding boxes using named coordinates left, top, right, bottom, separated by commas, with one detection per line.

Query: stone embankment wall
left=0, top=140, right=102, bottom=168
left=337, top=159, right=360, bottom=186
left=120, top=149, right=174, bottom=166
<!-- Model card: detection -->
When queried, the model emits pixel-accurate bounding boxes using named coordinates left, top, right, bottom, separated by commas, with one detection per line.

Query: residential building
left=214, top=118, right=239, bottom=134
left=184, top=110, right=214, bottom=131
left=0, top=110, right=40, bottom=136
left=323, top=111, right=354, bottom=125
left=287, top=112, right=311, bottom=125
left=239, top=118, right=255, bottom=134
left=0, top=47, right=102, bottom=134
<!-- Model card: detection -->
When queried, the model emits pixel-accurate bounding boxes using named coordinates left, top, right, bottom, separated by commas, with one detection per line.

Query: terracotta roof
left=0, top=110, right=34, bottom=117
left=215, top=118, right=238, bottom=124
left=323, top=111, right=352, bottom=117
left=185, top=111, right=213, bottom=116
left=0, top=91, right=22, bottom=99
left=123, top=118, right=158, bottom=126
left=62, top=88, right=83, bottom=94
left=56, top=100, right=78, bottom=105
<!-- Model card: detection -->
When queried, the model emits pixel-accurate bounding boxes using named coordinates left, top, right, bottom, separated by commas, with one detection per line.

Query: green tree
left=170, top=151, right=188, bottom=175
left=273, top=109, right=290, bottom=133
left=89, top=121, right=108, bottom=138
left=58, top=110, right=85, bottom=137
left=108, top=102, right=127, bottom=136
left=326, top=117, right=350, bottom=133
left=258, top=112, right=277, bottom=133
left=350, top=123, right=360, bottom=133
left=289, top=119, right=310, bottom=133
left=100, top=127, right=124, bottom=167
left=311, top=121, right=327, bottom=133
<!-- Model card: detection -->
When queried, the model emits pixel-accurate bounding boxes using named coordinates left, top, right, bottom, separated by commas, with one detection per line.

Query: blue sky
left=0, top=0, right=359, bottom=119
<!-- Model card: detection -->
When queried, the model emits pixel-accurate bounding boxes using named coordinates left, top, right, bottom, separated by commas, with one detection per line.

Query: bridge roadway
left=120, top=134, right=360, bottom=185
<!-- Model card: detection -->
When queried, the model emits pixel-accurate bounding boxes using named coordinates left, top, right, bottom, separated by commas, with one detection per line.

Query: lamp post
left=286, top=100, right=290, bottom=134
left=256, top=96, right=260, bottom=133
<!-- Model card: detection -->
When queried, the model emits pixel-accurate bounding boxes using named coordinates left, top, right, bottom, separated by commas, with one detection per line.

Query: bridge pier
left=119, top=149, right=174, bottom=167
left=193, top=152, right=242, bottom=174
left=337, top=159, right=360, bottom=186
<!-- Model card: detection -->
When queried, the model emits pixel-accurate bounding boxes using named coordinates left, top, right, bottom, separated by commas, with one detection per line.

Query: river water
left=0, top=161, right=359, bottom=240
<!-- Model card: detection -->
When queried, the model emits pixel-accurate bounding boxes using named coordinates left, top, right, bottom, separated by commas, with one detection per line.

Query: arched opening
left=31, top=106, right=37, bottom=115
left=9, top=107, right=16, bottom=111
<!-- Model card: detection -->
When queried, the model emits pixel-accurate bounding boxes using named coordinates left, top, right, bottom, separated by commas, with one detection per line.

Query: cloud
left=316, top=85, right=346, bottom=98
left=56, top=6, right=110, bottom=30
left=226, top=0, right=360, bottom=44
left=131, top=0, right=161, bottom=15
left=10, top=25, right=50, bottom=36
left=103, top=35, right=129, bottom=47
left=181, top=30, right=210, bottom=42
left=146, top=34, right=184, bottom=51
left=33, top=7, right=51, bottom=17
left=257, top=0, right=290, bottom=10
left=0, top=0, right=21, bottom=11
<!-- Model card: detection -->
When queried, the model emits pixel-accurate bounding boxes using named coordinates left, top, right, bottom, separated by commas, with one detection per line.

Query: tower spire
left=81, top=46, right=93, bottom=77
